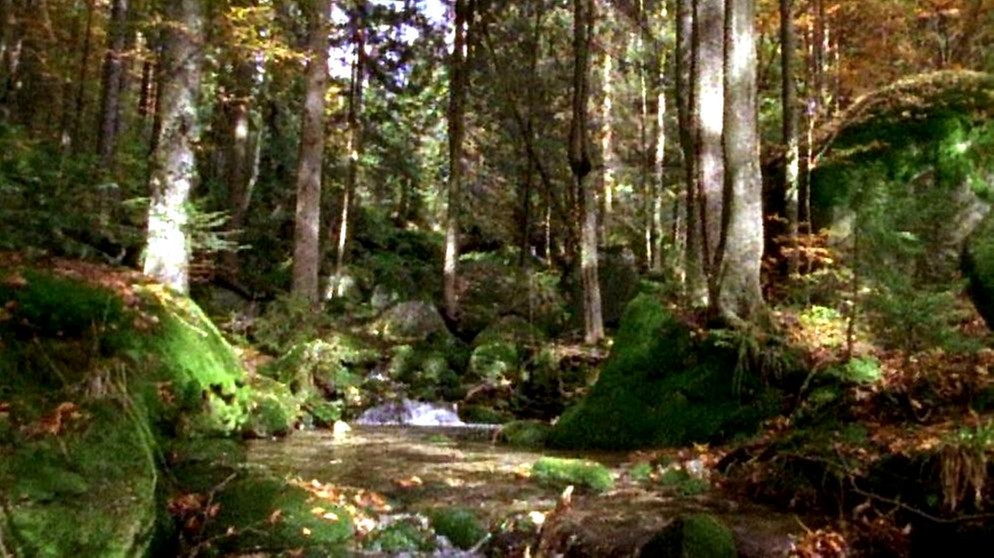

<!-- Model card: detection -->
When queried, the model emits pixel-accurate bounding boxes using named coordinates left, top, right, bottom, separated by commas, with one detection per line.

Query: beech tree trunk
left=598, top=2, right=614, bottom=239
left=292, top=0, right=331, bottom=304
left=570, top=0, right=603, bottom=344
left=715, top=0, right=765, bottom=324
left=143, top=0, right=204, bottom=294
left=444, top=0, right=472, bottom=322
left=781, top=0, right=800, bottom=274
left=694, top=0, right=725, bottom=304
left=97, top=0, right=128, bottom=167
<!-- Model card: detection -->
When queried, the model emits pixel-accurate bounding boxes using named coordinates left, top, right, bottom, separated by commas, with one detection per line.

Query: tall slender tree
left=571, top=0, right=604, bottom=344
left=675, top=0, right=697, bottom=292
left=781, top=0, right=800, bottom=274
left=143, top=0, right=204, bottom=293
left=291, top=0, right=332, bottom=304
left=97, top=0, right=128, bottom=167
left=444, top=0, right=472, bottom=322
left=715, top=0, right=764, bottom=324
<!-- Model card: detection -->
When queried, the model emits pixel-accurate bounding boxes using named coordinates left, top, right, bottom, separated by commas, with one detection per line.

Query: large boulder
left=0, top=260, right=277, bottom=556
left=547, top=295, right=781, bottom=450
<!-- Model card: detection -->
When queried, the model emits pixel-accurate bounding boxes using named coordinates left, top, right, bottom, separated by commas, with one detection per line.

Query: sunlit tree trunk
left=331, top=4, right=366, bottom=299
left=292, top=0, right=332, bottom=304
left=693, top=0, right=724, bottom=305
left=571, top=0, right=603, bottom=344
left=715, top=0, right=764, bottom=325
left=652, top=5, right=667, bottom=272
left=598, top=0, right=614, bottom=240
left=0, top=0, right=21, bottom=118
left=676, top=0, right=696, bottom=291
left=143, top=0, right=204, bottom=294
left=221, top=56, right=256, bottom=279
left=97, top=0, right=128, bottom=167
left=637, top=0, right=652, bottom=269
left=444, top=0, right=472, bottom=322
left=780, top=0, right=799, bottom=274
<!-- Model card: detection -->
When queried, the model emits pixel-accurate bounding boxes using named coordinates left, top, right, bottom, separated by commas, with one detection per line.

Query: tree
left=781, top=0, right=799, bottom=274
left=694, top=0, right=724, bottom=305
left=571, top=0, right=603, bottom=344
left=714, top=0, right=764, bottom=324
left=443, top=0, right=472, bottom=322
left=143, top=0, right=204, bottom=293
left=97, top=0, right=128, bottom=167
left=291, top=0, right=332, bottom=304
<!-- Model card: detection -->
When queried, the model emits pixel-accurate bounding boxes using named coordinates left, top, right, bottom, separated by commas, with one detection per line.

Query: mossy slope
left=548, top=295, right=779, bottom=450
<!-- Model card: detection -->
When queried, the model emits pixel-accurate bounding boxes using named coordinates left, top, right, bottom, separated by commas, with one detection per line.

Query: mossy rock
left=263, top=336, right=366, bottom=397
left=469, top=341, right=520, bottom=381
left=429, top=507, right=487, bottom=550
left=548, top=295, right=781, bottom=450
left=458, top=404, right=514, bottom=424
left=373, top=301, right=448, bottom=341
left=202, top=475, right=353, bottom=555
left=242, top=376, right=300, bottom=438
left=473, top=315, right=546, bottom=347
left=498, top=420, right=552, bottom=447
left=365, top=518, right=435, bottom=552
left=0, top=402, right=160, bottom=557
left=638, top=514, right=737, bottom=558
left=531, top=457, right=614, bottom=492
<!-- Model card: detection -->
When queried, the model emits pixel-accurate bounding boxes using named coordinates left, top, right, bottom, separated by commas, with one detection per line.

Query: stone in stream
left=356, top=399, right=465, bottom=426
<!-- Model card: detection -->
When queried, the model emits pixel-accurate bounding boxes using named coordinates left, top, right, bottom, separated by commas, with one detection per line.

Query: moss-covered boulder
left=242, top=376, right=300, bottom=438
left=531, top=457, right=614, bottom=492
left=469, top=341, right=520, bottom=381
left=547, top=295, right=781, bottom=450
left=638, top=514, right=737, bottom=558
left=373, top=300, right=448, bottom=342
left=497, top=419, right=552, bottom=447
left=0, top=261, right=263, bottom=556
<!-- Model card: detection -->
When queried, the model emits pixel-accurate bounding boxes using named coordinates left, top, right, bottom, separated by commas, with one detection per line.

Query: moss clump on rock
left=531, top=457, right=614, bottom=492
left=638, top=514, right=737, bottom=558
left=429, top=507, right=487, bottom=550
left=547, top=295, right=780, bottom=450
left=498, top=419, right=552, bottom=447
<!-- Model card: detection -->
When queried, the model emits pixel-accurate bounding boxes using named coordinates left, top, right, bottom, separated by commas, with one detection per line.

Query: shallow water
left=246, top=427, right=801, bottom=556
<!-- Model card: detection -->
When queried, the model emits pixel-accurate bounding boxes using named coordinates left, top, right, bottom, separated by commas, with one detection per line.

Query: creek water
left=246, top=427, right=803, bottom=556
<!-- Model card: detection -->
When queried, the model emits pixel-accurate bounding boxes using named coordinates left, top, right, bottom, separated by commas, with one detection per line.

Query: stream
left=245, top=426, right=804, bottom=556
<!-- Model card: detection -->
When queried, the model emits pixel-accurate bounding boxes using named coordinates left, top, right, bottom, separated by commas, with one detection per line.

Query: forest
left=2, top=0, right=994, bottom=556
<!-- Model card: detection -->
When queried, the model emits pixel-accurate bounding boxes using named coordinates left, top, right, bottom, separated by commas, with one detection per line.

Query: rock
left=355, top=399, right=464, bottom=426
left=469, top=341, right=519, bottom=381
left=242, top=376, right=300, bottom=438
left=497, top=420, right=552, bottom=447
left=638, top=514, right=737, bottom=558
left=547, top=295, right=782, bottom=450
left=371, top=283, right=400, bottom=312
left=324, top=272, right=363, bottom=303
left=531, top=456, right=614, bottom=492
left=374, top=301, right=449, bottom=341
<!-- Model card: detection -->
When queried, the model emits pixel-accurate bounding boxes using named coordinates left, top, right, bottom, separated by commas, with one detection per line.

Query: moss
left=657, top=468, right=710, bottom=496
left=242, top=376, right=299, bottom=438
left=531, top=457, right=614, bottom=492
left=204, top=476, right=353, bottom=556
left=638, top=514, right=737, bottom=558
left=0, top=401, right=160, bottom=558
left=458, top=404, right=513, bottom=424
left=469, top=341, right=519, bottom=381
left=366, top=518, right=434, bottom=552
left=548, top=295, right=780, bottom=450
left=498, top=420, right=552, bottom=448
left=429, top=507, right=487, bottom=550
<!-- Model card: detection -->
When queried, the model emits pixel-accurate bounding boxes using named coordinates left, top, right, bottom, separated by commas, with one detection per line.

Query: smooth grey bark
left=570, top=0, right=603, bottom=344
left=780, top=0, right=800, bottom=274
left=143, top=0, right=204, bottom=294
left=715, top=0, right=765, bottom=325
left=292, top=0, right=332, bottom=304
left=598, top=0, right=614, bottom=239
left=694, top=0, right=725, bottom=303
left=444, top=0, right=471, bottom=322
left=97, top=0, right=128, bottom=167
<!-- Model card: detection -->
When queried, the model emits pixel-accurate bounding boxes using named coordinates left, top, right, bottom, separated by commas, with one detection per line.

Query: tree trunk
left=694, top=0, right=725, bottom=303
left=143, top=0, right=204, bottom=294
left=780, top=0, right=799, bottom=274
left=221, top=56, right=255, bottom=279
left=652, top=13, right=667, bottom=272
left=444, top=0, right=472, bottom=322
left=97, top=0, right=129, bottom=167
left=715, top=0, right=764, bottom=325
left=70, top=0, right=96, bottom=150
left=570, top=0, right=603, bottom=344
left=676, top=0, right=698, bottom=294
left=637, top=0, right=652, bottom=270
left=331, top=4, right=366, bottom=298
left=0, top=0, right=21, bottom=118
left=598, top=2, right=614, bottom=239
left=291, top=0, right=332, bottom=304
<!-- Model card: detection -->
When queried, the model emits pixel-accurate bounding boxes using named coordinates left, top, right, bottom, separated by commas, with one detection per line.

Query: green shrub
left=429, top=507, right=487, bottom=550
